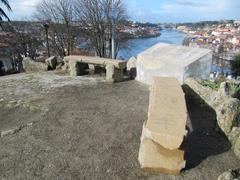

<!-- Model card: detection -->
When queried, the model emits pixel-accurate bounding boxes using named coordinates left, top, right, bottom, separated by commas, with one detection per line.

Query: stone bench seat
left=64, top=56, right=127, bottom=82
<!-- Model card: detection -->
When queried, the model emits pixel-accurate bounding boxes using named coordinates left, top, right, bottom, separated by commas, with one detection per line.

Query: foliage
left=231, top=54, right=240, bottom=77
left=200, top=80, right=221, bottom=91
left=228, top=83, right=240, bottom=99
left=2, top=21, right=43, bottom=60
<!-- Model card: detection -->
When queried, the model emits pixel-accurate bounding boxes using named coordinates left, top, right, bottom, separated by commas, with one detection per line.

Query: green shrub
left=200, top=80, right=221, bottom=91
left=229, top=83, right=240, bottom=99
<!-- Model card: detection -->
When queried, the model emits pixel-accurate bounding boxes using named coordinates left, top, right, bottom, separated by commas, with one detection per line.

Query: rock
left=23, top=57, right=48, bottom=72
left=233, top=136, right=240, bottom=160
left=138, top=138, right=185, bottom=175
left=45, top=56, right=58, bottom=70
left=218, top=169, right=240, bottom=180
left=215, top=75, right=226, bottom=84
left=185, top=78, right=240, bottom=160
left=215, top=98, right=240, bottom=135
left=127, top=56, right=137, bottom=80
left=1, top=128, right=19, bottom=137
left=218, top=82, right=230, bottom=97
left=29, top=105, right=39, bottom=112
left=56, top=63, right=63, bottom=70
left=61, top=63, right=69, bottom=71
left=229, top=127, right=240, bottom=146
left=127, top=56, right=136, bottom=71
left=184, top=78, right=217, bottom=106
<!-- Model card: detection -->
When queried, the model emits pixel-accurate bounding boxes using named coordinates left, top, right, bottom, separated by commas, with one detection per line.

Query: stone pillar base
left=106, top=64, right=124, bottom=83
left=69, top=62, right=89, bottom=76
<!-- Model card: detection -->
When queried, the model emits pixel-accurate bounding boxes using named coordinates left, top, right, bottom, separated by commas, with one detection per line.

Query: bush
left=200, top=80, right=220, bottom=91
left=231, top=54, right=240, bottom=77
left=229, top=83, right=240, bottom=99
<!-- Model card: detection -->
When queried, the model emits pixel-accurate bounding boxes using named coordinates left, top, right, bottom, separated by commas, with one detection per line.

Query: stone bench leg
left=70, top=61, right=89, bottom=76
left=69, top=61, right=77, bottom=76
left=106, top=64, right=124, bottom=83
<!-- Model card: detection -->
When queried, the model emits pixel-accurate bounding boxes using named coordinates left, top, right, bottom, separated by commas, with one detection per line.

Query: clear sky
left=3, top=0, right=240, bottom=23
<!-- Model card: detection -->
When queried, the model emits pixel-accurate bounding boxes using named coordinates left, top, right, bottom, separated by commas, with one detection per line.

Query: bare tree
left=74, top=0, right=127, bottom=58
left=2, top=21, right=43, bottom=60
left=0, top=0, right=11, bottom=28
left=36, top=0, right=77, bottom=57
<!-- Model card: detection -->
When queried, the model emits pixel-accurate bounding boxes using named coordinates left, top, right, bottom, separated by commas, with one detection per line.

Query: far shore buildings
left=178, top=20, right=240, bottom=76
left=136, top=43, right=212, bottom=85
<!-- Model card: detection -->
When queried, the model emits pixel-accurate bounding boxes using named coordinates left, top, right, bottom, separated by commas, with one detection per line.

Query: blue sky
left=3, top=0, right=240, bottom=23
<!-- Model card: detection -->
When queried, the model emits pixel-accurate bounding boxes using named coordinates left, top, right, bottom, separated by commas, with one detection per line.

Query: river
left=117, top=29, right=186, bottom=60
left=117, top=29, right=231, bottom=74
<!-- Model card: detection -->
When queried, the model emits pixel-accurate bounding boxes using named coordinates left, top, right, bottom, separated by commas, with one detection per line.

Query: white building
left=136, top=43, right=212, bottom=85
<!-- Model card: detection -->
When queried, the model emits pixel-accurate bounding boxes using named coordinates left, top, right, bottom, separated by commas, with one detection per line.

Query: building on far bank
left=136, top=43, right=212, bottom=85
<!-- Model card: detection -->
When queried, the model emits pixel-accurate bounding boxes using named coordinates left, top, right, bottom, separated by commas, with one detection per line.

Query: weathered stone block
left=146, top=77, right=188, bottom=150
left=106, top=64, right=115, bottom=82
left=106, top=64, right=123, bottom=83
left=138, top=77, right=187, bottom=175
left=138, top=138, right=185, bottom=175
left=127, top=56, right=137, bottom=80
left=69, top=61, right=77, bottom=76
left=218, top=169, right=240, bottom=180
left=23, top=58, right=48, bottom=72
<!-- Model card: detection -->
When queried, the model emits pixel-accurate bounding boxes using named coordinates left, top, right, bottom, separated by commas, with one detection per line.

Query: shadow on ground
left=182, top=85, right=231, bottom=170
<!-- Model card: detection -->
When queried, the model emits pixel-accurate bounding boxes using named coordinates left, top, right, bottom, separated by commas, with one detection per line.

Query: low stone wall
left=185, top=78, right=240, bottom=159
left=23, top=58, right=48, bottom=72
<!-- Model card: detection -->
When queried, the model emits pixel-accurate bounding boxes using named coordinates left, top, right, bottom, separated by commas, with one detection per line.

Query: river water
left=117, top=29, right=186, bottom=60
left=117, top=29, right=231, bottom=74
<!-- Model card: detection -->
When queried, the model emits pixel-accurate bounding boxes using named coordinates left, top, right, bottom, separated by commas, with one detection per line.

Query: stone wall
left=23, top=58, right=49, bottom=72
left=185, top=78, right=240, bottom=159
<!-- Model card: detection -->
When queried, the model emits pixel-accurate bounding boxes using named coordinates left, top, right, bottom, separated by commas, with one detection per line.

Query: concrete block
left=136, top=43, right=212, bottom=85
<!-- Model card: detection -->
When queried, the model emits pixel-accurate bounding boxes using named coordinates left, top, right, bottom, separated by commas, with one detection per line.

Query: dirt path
left=0, top=72, right=239, bottom=179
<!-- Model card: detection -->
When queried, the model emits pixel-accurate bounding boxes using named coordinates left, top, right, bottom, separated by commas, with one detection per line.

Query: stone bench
left=64, top=56, right=127, bottom=82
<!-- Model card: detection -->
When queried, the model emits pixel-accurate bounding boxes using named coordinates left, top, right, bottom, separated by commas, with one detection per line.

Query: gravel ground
left=0, top=72, right=239, bottom=180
